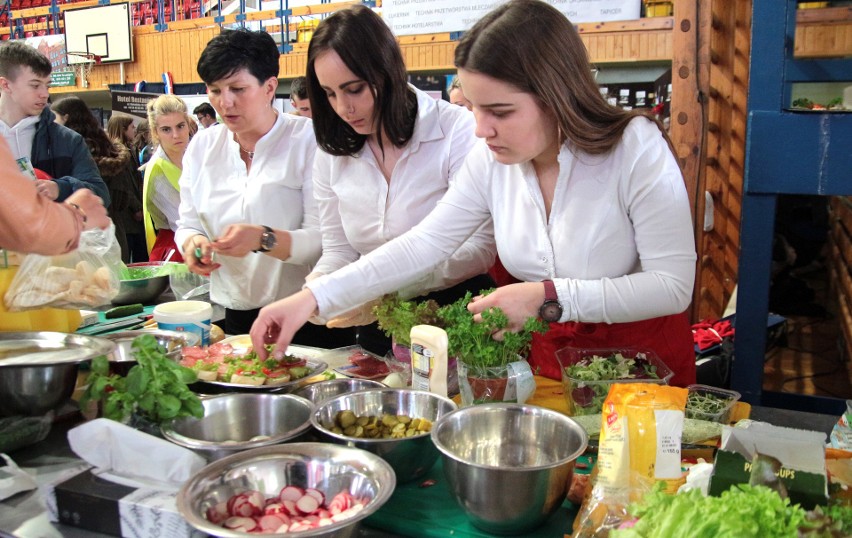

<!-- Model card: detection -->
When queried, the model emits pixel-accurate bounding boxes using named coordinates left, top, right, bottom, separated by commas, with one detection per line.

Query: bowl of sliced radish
left=311, top=388, right=457, bottom=483
left=161, top=393, right=315, bottom=461
left=177, top=442, right=395, bottom=537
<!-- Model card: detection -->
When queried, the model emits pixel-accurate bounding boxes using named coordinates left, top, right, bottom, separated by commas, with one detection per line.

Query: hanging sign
left=50, top=71, right=77, bottom=87
left=382, top=0, right=641, bottom=36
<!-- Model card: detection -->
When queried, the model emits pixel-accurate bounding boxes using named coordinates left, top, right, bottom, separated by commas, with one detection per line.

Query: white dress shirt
left=308, top=116, right=696, bottom=322
left=310, top=86, right=495, bottom=300
left=176, top=112, right=321, bottom=310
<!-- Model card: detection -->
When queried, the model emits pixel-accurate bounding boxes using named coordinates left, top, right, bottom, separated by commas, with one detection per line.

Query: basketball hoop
left=66, top=52, right=101, bottom=89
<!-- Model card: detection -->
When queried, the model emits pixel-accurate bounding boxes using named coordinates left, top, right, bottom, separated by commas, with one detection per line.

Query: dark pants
left=126, top=233, right=149, bottom=263
left=356, top=273, right=496, bottom=357
left=225, top=307, right=357, bottom=349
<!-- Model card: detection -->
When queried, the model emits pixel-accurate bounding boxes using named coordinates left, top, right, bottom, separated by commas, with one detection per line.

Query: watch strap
left=543, top=279, right=558, bottom=302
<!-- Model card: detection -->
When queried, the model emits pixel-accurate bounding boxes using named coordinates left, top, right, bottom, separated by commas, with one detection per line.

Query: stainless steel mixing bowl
left=431, top=403, right=588, bottom=534
left=311, top=388, right=457, bottom=483
left=103, top=329, right=199, bottom=376
left=292, top=378, right=385, bottom=405
left=112, top=262, right=171, bottom=305
left=161, top=393, right=315, bottom=461
left=177, top=442, right=396, bottom=538
left=0, top=332, right=115, bottom=416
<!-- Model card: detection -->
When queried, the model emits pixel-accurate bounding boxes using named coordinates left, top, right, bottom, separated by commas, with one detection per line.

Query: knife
left=195, top=214, right=216, bottom=261
left=77, top=315, right=149, bottom=336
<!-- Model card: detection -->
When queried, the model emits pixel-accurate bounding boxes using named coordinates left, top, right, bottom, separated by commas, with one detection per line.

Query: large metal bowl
left=177, top=443, right=396, bottom=538
left=0, top=332, right=115, bottom=416
left=112, top=262, right=171, bottom=305
left=161, top=393, right=315, bottom=461
left=293, top=378, right=385, bottom=405
left=431, top=403, right=588, bottom=534
left=102, top=329, right=200, bottom=376
left=311, top=388, right=457, bottom=483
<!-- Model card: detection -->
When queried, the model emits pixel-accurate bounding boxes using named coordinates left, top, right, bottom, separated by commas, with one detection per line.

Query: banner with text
left=382, top=0, right=640, bottom=36
left=111, top=91, right=161, bottom=122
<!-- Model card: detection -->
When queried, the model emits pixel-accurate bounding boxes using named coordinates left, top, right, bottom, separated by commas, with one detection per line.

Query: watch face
left=540, top=301, right=563, bottom=322
left=261, top=231, right=277, bottom=251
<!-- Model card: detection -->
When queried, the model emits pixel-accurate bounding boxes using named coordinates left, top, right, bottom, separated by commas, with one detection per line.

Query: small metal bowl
left=103, top=329, right=199, bottom=376
left=293, top=378, right=385, bottom=405
left=112, top=262, right=171, bottom=305
left=311, top=388, right=457, bottom=483
left=161, top=393, right=315, bottom=461
left=431, top=403, right=589, bottom=534
left=0, top=332, right=115, bottom=416
left=177, top=443, right=395, bottom=538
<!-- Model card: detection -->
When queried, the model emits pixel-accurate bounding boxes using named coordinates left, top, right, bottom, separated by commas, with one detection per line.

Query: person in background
left=176, top=29, right=352, bottom=347
left=107, top=114, right=147, bottom=262
left=448, top=75, right=472, bottom=110
left=0, top=42, right=109, bottom=206
left=0, top=137, right=109, bottom=254
left=133, top=119, right=153, bottom=166
left=289, top=76, right=311, bottom=118
left=251, top=0, right=697, bottom=387
left=295, top=4, right=495, bottom=356
left=51, top=97, right=140, bottom=262
left=193, top=102, right=218, bottom=128
left=143, top=94, right=191, bottom=263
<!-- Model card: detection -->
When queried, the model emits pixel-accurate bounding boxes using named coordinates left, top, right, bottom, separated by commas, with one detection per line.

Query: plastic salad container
left=685, top=384, right=741, bottom=423
left=556, top=347, right=674, bottom=416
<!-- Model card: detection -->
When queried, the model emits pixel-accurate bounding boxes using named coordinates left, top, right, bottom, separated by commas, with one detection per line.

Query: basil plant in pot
left=438, top=290, right=549, bottom=405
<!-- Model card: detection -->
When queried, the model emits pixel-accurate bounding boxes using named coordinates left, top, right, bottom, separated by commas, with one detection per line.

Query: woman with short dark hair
left=175, top=29, right=351, bottom=345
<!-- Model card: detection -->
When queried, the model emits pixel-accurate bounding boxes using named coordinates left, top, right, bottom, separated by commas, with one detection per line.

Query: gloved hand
left=325, top=300, right=380, bottom=328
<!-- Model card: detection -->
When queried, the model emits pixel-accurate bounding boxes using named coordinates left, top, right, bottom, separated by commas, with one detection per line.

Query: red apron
left=149, top=230, right=185, bottom=263
left=529, top=311, right=696, bottom=387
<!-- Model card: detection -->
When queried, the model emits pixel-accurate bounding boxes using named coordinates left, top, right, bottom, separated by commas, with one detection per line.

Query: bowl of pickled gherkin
left=310, top=388, right=457, bottom=483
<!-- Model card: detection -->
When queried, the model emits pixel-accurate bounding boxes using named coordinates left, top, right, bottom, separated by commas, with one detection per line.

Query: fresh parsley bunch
left=437, top=290, right=549, bottom=371
left=80, top=334, right=204, bottom=424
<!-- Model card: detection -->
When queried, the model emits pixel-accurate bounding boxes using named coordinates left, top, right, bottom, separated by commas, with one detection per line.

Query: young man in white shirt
left=0, top=42, right=109, bottom=206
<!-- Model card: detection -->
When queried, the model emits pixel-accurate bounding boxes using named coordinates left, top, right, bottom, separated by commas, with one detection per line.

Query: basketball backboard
left=64, top=3, right=133, bottom=64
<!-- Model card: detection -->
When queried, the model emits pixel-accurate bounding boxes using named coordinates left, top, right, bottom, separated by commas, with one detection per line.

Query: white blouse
left=310, top=86, right=495, bottom=299
left=175, top=112, right=321, bottom=310
left=308, top=116, right=696, bottom=322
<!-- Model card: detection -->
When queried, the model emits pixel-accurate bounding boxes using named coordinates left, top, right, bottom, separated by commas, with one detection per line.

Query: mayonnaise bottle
left=409, top=325, right=449, bottom=398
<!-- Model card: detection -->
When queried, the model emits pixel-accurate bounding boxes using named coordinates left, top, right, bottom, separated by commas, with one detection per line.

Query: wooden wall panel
left=690, top=0, right=751, bottom=321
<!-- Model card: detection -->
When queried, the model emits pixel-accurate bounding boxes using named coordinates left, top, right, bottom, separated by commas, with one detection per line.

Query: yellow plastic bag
left=572, top=383, right=688, bottom=537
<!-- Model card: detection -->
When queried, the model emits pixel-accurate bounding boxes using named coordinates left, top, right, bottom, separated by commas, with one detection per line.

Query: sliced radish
left=305, top=488, right=325, bottom=505
left=289, top=521, right=313, bottom=532
left=315, top=508, right=331, bottom=520
left=281, top=499, right=299, bottom=516
left=257, top=514, right=288, bottom=533
left=223, top=516, right=257, bottom=532
left=318, top=518, right=334, bottom=527
left=279, top=485, right=305, bottom=502
left=296, top=494, right=320, bottom=514
left=264, top=502, right=286, bottom=515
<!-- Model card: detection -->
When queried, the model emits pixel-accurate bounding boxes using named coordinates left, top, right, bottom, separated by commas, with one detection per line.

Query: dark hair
left=0, top=41, right=52, bottom=79
left=290, top=76, right=308, bottom=100
left=306, top=4, right=416, bottom=156
left=106, top=115, right=134, bottom=146
left=197, top=29, right=279, bottom=85
left=51, top=96, right=117, bottom=159
left=193, top=102, right=216, bottom=117
left=455, top=0, right=657, bottom=156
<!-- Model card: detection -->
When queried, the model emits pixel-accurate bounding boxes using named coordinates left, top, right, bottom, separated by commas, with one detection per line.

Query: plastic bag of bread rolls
left=4, top=223, right=122, bottom=311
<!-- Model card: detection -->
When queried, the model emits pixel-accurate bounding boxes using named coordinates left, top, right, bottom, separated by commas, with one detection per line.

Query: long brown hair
left=107, top=115, right=134, bottom=146
left=306, top=4, right=416, bottom=156
left=455, top=0, right=665, bottom=156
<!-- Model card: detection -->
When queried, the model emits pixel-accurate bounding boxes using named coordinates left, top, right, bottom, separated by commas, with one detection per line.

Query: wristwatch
left=539, top=280, right=563, bottom=322
left=254, top=225, right=277, bottom=253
